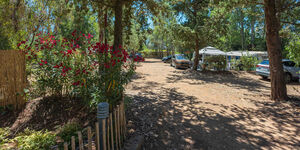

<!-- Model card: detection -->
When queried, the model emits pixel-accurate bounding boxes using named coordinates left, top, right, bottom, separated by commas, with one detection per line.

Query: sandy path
left=125, top=58, right=300, bottom=150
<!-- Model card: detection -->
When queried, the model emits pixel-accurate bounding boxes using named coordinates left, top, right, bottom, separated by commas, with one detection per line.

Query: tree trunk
left=250, top=5, right=256, bottom=50
left=12, top=0, right=21, bottom=32
left=250, top=18, right=255, bottom=50
left=240, top=8, right=245, bottom=50
left=264, top=0, right=287, bottom=101
left=192, top=36, right=200, bottom=71
left=113, top=0, right=123, bottom=51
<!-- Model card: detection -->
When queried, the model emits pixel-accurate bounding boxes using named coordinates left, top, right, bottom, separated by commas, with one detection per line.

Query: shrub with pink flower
left=18, top=31, right=138, bottom=107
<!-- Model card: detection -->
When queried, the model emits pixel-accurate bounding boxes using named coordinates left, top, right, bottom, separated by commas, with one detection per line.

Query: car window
left=283, top=61, right=295, bottom=67
left=260, top=60, right=269, bottom=65
left=176, top=55, right=187, bottom=60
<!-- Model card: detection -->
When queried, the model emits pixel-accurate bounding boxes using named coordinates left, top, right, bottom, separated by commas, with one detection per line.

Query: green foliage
left=13, top=129, right=56, bottom=150
left=241, top=55, right=259, bottom=71
left=0, top=128, right=10, bottom=147
left=204, top=55, right=227, bottom=71
left=230, top=59, right=242, bottom=71
left=57, top=122, right=81, bottom=145
left=21, top=31, right=136, bottom=108
left=286, top=34, right=300, bottom=65
left=230, top=55, right=259, bottom=71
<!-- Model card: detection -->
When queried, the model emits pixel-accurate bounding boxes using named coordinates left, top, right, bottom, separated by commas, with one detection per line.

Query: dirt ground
left=125, top=58, right=300, bottom=150
left=0, top=97, right=96, bottom=136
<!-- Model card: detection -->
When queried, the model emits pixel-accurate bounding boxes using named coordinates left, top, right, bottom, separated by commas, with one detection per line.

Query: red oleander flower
left=104, top=63, right=110, bottom=69
left=88, top=34, right=93, bottom=39
left=72, top=30, right=77, bottom=37
left=67, top=50, right=72, bottom=54
left=72, top=81, right=80, bottom=86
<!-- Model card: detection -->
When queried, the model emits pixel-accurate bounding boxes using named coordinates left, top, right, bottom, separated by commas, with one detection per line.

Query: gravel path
left=125, top=58, right=300, bottom=150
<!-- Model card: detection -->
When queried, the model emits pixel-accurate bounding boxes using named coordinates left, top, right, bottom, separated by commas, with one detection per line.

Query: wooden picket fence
left=58, top=101, right=126, bottom=150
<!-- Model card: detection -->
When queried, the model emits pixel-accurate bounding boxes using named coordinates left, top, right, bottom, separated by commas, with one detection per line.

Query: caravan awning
left=199, top=46, right=226, bottom=55
left=227, top=51, right=268, bottom=57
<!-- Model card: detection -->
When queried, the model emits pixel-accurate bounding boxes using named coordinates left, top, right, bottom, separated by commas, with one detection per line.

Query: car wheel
left=285, top=73, right=292, bottom=83
left=262, top=76, right=268, bottom=80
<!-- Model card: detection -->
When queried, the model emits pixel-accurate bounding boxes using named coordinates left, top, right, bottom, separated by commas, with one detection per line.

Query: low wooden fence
left=58, top=102, right=126, bottom=150
left=0, top=50, right=26, bottom=109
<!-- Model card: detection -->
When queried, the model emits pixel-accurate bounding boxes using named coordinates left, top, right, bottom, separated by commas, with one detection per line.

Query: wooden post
left=64, top=142, right=68, bottom=150
left=114, top=109, right=119, bottom=150
left=71, top=136, right=76, bottom=150
left=117, top=105, right=121, bottom=149
left=96, top=122, right=100, bottom=150
left=120, top=103, right=123, bottom=141
left=78, top=131, right=83, bottom=150
left=123, top=102, right=126, bottom=139
left=88, top=126, right=92, bottom=150
left=110, top=113, right=115, bottom=150
left=107, top=117, right=111, bottom=150
left=102, top=119, right=107, bottom=150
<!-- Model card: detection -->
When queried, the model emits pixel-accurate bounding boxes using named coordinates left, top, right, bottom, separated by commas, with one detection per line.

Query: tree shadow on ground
left=142, top=60, right=161, bottom=64
left=166, top=70, right=269, bottom=92
left=126, top=83, right=300, bottom=149
left=131, top=72, right=149, bottom=80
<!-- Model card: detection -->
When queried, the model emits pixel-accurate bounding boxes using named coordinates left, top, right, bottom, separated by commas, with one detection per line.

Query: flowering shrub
left=18, top=31, right=138, bottom=107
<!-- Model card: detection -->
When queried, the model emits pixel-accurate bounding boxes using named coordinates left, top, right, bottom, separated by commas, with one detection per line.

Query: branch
left=281, top=21, right=300, bottom=27
left=279, top=1, right=300, bottom=12
left=91, top=0, right=114, bottom=8
left=28, top=0, right=50, bottom=48
left=245, top=0, right=264, bottom=6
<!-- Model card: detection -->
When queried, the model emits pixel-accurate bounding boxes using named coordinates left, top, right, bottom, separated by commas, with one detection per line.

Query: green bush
left=204, top=55, right=227, bottom=71
left=19, top=31, right=137, bottom=108
left=230, top=59, right=241, bottom=71
left=13, top=129, right=56, bottom=150
left=286, top=34, right=300, bottom=65
left=230, top=55, right=259, bottom=71
left=240, top=55, right=259, bottom=71
left=0, top=128, right=10, bottom=147
left=57, top=122, right=81, bottom=144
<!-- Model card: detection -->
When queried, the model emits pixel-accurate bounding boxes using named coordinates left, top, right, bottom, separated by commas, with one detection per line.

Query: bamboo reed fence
left=58, top=101, right=127, bottom=150
left=0, top=50, right=26, bottom=109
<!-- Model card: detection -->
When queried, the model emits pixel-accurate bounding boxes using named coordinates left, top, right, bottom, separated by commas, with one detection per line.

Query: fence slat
left=117, top=105, right=121, bottom=149
left=102, top=119, right=107, bottom=150
left=64, top=142, right=68, bottom=150
left=110, top=113, right=115, bottom=150
left=114, top=109, right=119, bottom=150
left=120, top=103, right=123, bottom=141
left=88, top=126, right=92, bottom=150
left=56, top=103, right=128, bottom=150
left=96, top=122, right=100, bottom=150
left=71, top=136, right=76, bottom=150
left=78, top=131, right=83, bottom=150
left=107, top=117, right=111, bottom=150
left=123, top=102, right=126, bottom=139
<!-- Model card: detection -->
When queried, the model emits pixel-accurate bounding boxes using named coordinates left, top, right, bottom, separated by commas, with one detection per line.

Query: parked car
left=170, top=54, right=191, bottom=69
left=256, top=59, right=300, bottom=83
left=162, top=55, right=172, bottom=63
left=130, top=52, right=145, bottom=62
